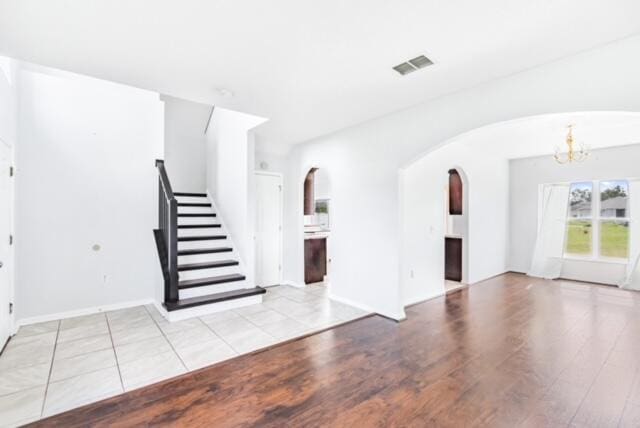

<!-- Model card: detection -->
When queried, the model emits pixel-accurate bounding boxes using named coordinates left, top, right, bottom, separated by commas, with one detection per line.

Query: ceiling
left=1, top=1, right=640, bottom=150
left=447, top=112, right=640, bottom=160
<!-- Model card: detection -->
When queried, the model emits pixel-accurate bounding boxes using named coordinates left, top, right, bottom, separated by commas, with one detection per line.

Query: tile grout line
left=236, top=288, right=340, bottom=341
left=236, top=290, right=317, bottom=336
left=44, top=317, right=114, bottom=362
left=264, top=288, right=351, bottom=329
left=264, top=292, right=352, bottom=330
left=234, top=305, right=282, bottom=340
left=39, top=319, right=61, bottom=418
left=204, top=288, right=366, bottom=355
left=201, top=289, right=298, bottom=353
left=198, top=315, right=244, bottom=356
left=143, top=305, right=189, bottom=372
left=104, top=313, right=125, bottom=393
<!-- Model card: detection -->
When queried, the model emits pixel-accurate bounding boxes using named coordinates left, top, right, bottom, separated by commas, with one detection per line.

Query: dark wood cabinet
left=445, top=237, right=462, bottom=282
left=305, top=238, right=327, bottom=284
left=448, top=169, right=463, bottom=215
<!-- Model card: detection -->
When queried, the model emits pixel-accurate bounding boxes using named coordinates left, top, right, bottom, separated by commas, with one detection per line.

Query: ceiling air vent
left=393, top=55, right=434, bottom=76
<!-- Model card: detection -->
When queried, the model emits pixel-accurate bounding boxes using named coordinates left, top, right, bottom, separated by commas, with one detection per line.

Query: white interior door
left=255, top=173, right=283, bottom=287
left=0, top=141, right=12, bottom=345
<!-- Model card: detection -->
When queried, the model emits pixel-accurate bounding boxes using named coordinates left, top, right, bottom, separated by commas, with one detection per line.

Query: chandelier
left=554, top=125, right=589, bottom=164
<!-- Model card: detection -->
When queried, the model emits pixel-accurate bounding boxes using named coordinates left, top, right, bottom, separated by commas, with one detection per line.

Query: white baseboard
left=404, top=290, right=446, bottom=308
left=282, top=280, right=305, bottom=289
left=16, top=298, right=155, bottom=327
left=327, top=292, right=406, bottom=321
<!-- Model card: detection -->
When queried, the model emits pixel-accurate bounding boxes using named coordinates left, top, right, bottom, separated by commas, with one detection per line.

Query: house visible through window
left=564, top=179, right=630, bottom=260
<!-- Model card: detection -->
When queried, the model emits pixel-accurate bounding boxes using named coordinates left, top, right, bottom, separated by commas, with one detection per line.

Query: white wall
left=0, top=57, right=17, bottom=148
left=206, top=107, right=266, bottom=286
left=313, top=168, right=331, bottom=201
left=15, top=65, right=164, bottom=321
left=162, top=95, right=210, bottom=192
left=278, top=35, right=640, bottom=319
left=509, top=144, right=640, bottom=284
left=255, top=150, right=287, bottom=175
left=401, top=142, right=509, bottom=306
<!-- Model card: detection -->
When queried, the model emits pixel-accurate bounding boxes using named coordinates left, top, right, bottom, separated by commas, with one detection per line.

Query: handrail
left=155, top=159, right=179, bottom=304
left=155, top=159, right=175, bottom=201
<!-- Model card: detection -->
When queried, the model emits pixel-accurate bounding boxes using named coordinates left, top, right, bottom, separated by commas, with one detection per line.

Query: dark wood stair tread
left=178, top=213, right=216, bottom=217
left=178, top=202, right=211, bottom=207
left=174, top=192, right=207, bottom=197
left=164, top=287, right=266, bottom=312
left=178, top=235, right=227, bottom=242
left=178, top=224, right=221, bottom=229
left=178, top=247, right=233, bottom=256
left=178, top=260, right=239, bottom=271
left=179, top=274, right=246, bottom=289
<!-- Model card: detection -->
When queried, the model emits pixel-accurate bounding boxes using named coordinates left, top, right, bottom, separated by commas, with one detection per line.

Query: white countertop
left=304, top=231, right=330, bottom=240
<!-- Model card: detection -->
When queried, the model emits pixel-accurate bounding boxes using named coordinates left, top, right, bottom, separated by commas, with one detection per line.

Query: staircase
left=153, top=160, right=265, bottom=321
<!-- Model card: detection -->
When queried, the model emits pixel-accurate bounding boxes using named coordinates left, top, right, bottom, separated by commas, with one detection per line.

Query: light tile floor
left=0, top=284, right=369, bottom=427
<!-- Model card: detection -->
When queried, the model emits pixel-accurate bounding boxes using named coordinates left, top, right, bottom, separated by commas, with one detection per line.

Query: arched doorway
left=303, top=167, right=331, bottom=285
left=445, top=167, right=468, bottom=291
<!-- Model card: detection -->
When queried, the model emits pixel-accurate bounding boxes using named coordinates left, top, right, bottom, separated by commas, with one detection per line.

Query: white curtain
left=528, top=183, right=570, bottom=279
left=619, top=179, right=640, bottom=290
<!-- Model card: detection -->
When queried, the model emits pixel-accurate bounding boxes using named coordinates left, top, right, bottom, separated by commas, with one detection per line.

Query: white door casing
left=255, top=172, right=283, bottom=287
left=0, top=141, right=13, bottom=345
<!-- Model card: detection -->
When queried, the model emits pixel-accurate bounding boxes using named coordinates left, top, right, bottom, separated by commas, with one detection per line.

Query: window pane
left=600, top=220, right=629, bottom=259
left=568, top=182, right=592, bottom=218
left=565, top=220, right=592, bottom=256
left=600, top=180, right=628, bottom=218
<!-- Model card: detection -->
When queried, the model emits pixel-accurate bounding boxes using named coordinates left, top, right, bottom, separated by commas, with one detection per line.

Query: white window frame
left=564, top=179, right=631, bottom=263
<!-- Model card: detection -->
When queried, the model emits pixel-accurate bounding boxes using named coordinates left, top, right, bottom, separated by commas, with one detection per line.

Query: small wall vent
left=393, top=55, right=434, bottom=76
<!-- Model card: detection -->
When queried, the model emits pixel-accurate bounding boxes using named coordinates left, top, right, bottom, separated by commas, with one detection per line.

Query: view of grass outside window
left=566, top=182, right=593, bottom=256
left=566, top=220, right=592, bottom=255
left=564, top=180, right=630, bottom=259
left=600, top=220, right=629, bottom=258
left=599, top=180, right=629, bottom=258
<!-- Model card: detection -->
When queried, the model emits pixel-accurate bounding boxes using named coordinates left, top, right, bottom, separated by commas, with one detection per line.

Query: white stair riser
left=179, top=265, right=241, bottom=280
left=178, top=227, right=224, bottom=237
left=159, top=294, right=263, bottom=322
left=175, top=196, right=209, bottom=204
left=178, top=252, right=235, bottom=264
left=178, top=217, right=219, bottom=225
left=178, top=239, right=229, bottom=250
left=177, top=205, right=213, bottom=213
left=179, top=281, right=249, bottom=299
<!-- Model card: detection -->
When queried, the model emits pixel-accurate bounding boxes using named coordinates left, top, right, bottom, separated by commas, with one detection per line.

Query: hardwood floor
left=29, top=273, right=640, bottom=427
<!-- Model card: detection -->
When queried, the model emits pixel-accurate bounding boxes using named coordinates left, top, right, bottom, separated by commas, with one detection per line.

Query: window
left=564, top=179, right=630, bottom=260
left=566, top=182, right=593, bottom=256
left=599, top=180, right=629, bottom=259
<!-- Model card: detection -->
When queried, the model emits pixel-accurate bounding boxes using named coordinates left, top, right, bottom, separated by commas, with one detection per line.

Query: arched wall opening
left=400, top=133, right=509, bottom=307
left=445, top=167, right=469, bottom=288
left=279, top=37, right=640, bottom=320
left=302, top=166, right=332, bottom=287
left=399, top=111, right=640, bottom=308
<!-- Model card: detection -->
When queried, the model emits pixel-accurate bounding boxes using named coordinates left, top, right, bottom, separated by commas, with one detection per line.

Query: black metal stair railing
left=154, top=159, right=179, bottom=304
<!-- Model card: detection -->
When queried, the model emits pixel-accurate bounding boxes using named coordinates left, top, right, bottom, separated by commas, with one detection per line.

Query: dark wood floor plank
left=28, top=273, right=640, bottom=427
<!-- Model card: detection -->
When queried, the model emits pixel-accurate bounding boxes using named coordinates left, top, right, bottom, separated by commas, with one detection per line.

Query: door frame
left=254, top=171, right=284, bottom=287
left=0, top=139, right=15, bottom=346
